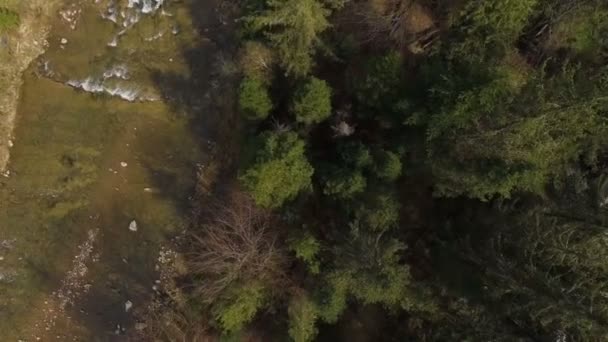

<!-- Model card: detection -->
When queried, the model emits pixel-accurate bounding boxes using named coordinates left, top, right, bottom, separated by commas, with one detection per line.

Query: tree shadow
left=65, top=0, right=242, bottom=338
left=143, top=0, right=242, bottom=206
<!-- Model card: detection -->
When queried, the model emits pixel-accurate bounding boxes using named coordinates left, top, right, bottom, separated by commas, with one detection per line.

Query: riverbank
left=0, top=0, right=222, bottom=339
left=0, top=0, right=63, bottom=171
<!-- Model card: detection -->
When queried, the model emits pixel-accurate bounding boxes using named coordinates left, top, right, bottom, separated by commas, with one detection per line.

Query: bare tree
left=188, top=190, right=289, bottom=303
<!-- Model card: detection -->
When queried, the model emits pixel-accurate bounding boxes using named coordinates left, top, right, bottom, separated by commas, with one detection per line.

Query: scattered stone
left=129, top=220, right=138, bottom=232
left=60, top=38, right=68, bottom=44
left=0, top=256, right=3, bottom=261
left=108, top=37, right=118, bottom=47
left=125, top=300, right=133, bottom=312
left=120, top=161, right=128, bottom=167
left=7, top=140, right=13, bottom=147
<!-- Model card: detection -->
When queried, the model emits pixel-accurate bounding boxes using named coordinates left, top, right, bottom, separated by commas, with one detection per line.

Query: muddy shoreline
left=0, top=0, right=63, bottom=171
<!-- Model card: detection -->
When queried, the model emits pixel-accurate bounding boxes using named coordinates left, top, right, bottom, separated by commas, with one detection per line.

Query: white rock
left=125, top=300, right=133, bottom=312
left=0, top=256, right=4, bottom=261
left=7, top=140, right=13, bottom=147
left=61, top=38, right=68, bottom=44
left=120, top=162, right=128, bottom=168
left=129, top=220, right=138, bottom=232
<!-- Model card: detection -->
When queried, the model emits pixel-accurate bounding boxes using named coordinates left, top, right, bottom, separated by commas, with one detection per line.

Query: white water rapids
left=66, top=0, right=168, bottom=102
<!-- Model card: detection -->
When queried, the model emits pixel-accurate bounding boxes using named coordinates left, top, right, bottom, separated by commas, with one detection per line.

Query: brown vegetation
left=188, top=189, right=290, bottom=303
left=354, top=0, right=437, bottom=50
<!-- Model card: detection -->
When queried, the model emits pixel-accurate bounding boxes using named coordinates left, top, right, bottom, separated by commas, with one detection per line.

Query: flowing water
left=0, top=0, right=221, bottom=339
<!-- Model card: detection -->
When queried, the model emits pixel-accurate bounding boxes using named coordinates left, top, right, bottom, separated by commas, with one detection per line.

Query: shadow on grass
left=66, top=0, right=242, bottom=338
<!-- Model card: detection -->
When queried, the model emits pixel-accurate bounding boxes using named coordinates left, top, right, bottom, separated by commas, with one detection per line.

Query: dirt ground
left=0, top=0, right=63, bottom=171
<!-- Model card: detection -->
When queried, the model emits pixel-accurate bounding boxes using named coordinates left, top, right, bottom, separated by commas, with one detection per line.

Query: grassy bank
left=0, top=0, right=63, bottom=171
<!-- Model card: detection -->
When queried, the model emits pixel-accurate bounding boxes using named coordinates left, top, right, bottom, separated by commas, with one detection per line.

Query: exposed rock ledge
left=0, top=0, right=63, bottom=171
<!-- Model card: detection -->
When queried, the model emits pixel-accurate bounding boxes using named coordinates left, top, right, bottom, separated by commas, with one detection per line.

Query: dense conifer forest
left=145, top=0, right=608, bottom=341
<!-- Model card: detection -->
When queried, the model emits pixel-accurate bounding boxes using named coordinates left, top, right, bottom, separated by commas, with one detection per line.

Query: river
left=0, top=0, right=226, bottom=339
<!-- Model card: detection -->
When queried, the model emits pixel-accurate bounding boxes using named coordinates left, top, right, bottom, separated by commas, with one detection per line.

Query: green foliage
left=316, top=230, right=413, bottom=323
left=238, top=77, right=273, bottom=120
left=289, top=231, right=321, bottom=274
left=438, top=187, right=608, bottom=340
left=339, top=142, right=372, bottom=169
left=181, top=1, right=608, bottom=341
left=322, top=167, right=367, bottom=198
left=355, top=191, right=400, bottom=231
left=0, top=7, right=19, bottom=32
left=549, top=4, right=608, bottom=58
left=240, top=131, right=314, bottom=208
left=337, top=230, right=410, bottom=306
left=247, top=0, right=335, bottom=76
left=316, top=270, right=350, bottom=323
left=213, top=282, right=267, bottom=332
left=288, top=293, right=319, bottom=342
left=373, top=150, right=402, bottom=181
left=354, top=52, right=408, bottom=120
left=320, top=142, right=375, bottom=198
left=448, top=0, right=538, bottom=61
left=423, top=61, right=608, bottom=199
left=292, top=77, right=332, bottom=124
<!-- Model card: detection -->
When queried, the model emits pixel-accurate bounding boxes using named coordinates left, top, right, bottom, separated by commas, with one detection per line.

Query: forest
left=143, top=0, right=608, bottom=341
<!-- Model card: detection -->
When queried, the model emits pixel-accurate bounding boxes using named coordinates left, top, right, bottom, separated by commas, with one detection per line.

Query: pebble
left=129, top=220, right=138, bottom=232
left=120, top=161, right=128, bottom=167
left=61, top=38, right=68, bottom=44
left=125, top=300, right=133, bottom=312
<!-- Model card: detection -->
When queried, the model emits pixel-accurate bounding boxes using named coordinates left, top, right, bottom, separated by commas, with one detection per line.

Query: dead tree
left=188, top=190, right=289, bottom=303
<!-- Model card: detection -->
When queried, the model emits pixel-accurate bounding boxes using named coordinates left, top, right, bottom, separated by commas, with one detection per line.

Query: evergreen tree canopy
left=240, top=131, right=314, bottom=208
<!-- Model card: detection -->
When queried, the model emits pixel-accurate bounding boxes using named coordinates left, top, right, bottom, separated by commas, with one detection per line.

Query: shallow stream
left=0, top=0, right=219, bottom=339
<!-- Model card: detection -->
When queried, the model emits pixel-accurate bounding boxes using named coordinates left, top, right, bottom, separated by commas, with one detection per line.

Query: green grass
left=0, top=7, right=19, bottom=32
